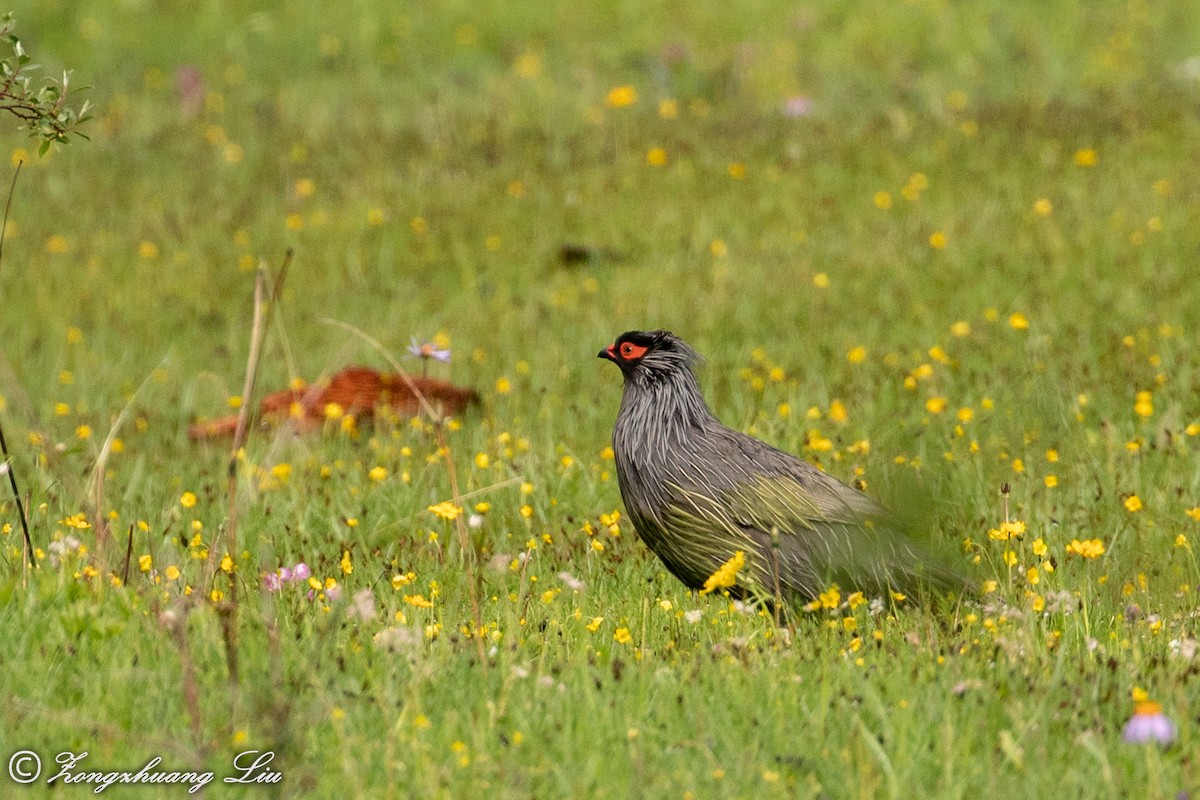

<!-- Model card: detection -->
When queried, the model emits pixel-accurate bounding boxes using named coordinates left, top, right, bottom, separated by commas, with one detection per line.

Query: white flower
left=347, top=588, right=376, bottom=622
left=557, top=571, right=584, bottom=592
left=374, top=626, right=418, bottom=652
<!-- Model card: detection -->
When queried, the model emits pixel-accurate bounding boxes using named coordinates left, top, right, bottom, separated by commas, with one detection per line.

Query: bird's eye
left=619, top=342, right=647, bottom=360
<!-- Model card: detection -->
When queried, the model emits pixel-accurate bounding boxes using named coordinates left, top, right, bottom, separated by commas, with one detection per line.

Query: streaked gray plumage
left=599, top=330, right=963, bottom=602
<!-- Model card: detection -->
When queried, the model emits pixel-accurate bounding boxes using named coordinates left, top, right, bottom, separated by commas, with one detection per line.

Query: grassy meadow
left=2, top=0, right=1200, bottom=796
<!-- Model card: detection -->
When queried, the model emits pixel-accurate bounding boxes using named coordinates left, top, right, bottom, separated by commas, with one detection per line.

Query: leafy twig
left=0, top=13, right=92, bottom=152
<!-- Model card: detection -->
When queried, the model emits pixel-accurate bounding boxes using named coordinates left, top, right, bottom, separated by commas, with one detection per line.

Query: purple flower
left=291, top=562, right=311, bottom=582
left=407, top=337, right=451, bottom=363
left=1123, top=702, right=1177, bottom=745
left=263, top=571, right=284, bottom=592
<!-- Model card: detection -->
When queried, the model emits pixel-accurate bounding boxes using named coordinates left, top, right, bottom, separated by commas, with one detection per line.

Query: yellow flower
left=1033, top=198, right=1053, bottom=216
left=1008, top=312, right=1029, bottom=330
left=988, top=520, right=1026, bottom=541
left=950, top=320, right=971, bottom=338
left=427, top=501, right=462, bottom=521
left=1032, top=538, right=1048, bottom=557
left=1186, top=508, right=1200, bottom=522
left=846, top=345, right=867, bottom=364
left=1044, top=475, right=1058, bottom=488
left=340, top=550, right=353, bottom=575
left=586, top=616, right=604, bottom=632
left=1134, top=390, right=1153, bottom=418
left=1065, top=539, right=1105, bottom=559
left=956, top=407, right=974, bottom=423
left=819, top=585, right=841, bottom=609
left=1074, top=148, right=1097, bottom=167
left=165, top=565, right=181, bottom=581
left=180, top=491, right=198, bottom=509
left=605, top=85, right=637, bottom=108
left=828, top=400, right=848, bottom=423
left=512, top=51, right=541, bottom=79
left=873, top=191, right=893, bottom=210
left=925, top=397, right=947, bottom=414
left=700, top=550, right=745, bottom=595
left=1124, top=495, right=1143, bottom=513
left=138, top=554, right=152, bottom=572
left=646, top=147, right=667, bottom=166
left=613, top=627, right=632, bottom=644
left=368, top=466, right=388, bottom=482
left=928, top=231, right=947, bottom=250
left=75, top=424, right=92, bottom=440
left=138, top=241, right=159, bottom=259
left=495, top=376, right=512, bottom=394
left=404, top=594, right=434, bottom=608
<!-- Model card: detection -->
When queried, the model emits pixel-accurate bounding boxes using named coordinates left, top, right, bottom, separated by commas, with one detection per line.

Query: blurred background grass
left=2, top=1, right=1200, bottom=796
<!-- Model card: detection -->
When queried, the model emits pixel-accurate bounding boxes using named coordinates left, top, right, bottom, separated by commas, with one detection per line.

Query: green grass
left=3, top=0, right=1200, bottom=796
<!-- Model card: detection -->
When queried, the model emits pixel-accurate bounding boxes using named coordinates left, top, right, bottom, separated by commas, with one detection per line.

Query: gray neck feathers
left=616, top=364, right=715, bottom=458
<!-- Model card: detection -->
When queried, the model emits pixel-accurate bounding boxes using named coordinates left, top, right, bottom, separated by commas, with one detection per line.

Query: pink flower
left=407, top=337, right=451, bottom=363
left=290, top=562, right=311, bottom=582
left=263, top=572, right=283, bottom=592
left=1123, top=702, right=1177, bottom=745
left=783, top=95, right=813, bottom=118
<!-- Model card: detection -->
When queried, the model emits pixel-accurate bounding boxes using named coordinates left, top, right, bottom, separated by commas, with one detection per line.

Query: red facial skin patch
left=618, top=341, right=648, bottom=360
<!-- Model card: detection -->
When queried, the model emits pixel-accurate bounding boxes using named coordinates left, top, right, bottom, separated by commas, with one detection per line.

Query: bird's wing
left=673, top=428, right=964, bottom=596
